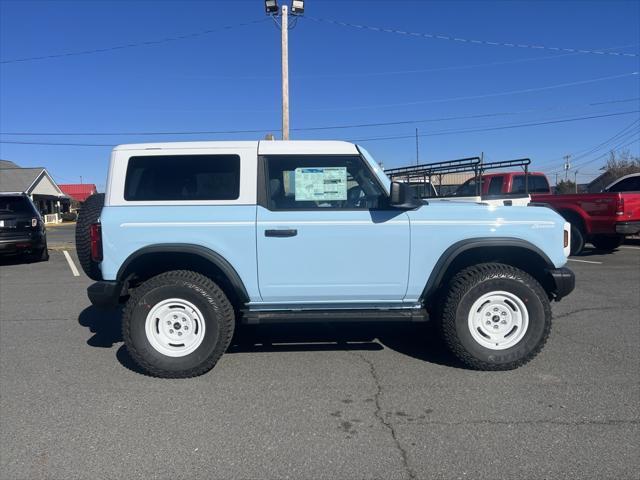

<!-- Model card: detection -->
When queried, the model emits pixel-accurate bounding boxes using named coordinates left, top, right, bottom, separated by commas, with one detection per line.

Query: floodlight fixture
left=291, top=0, right=304, bottom=15
left=265, top=0, right=279, bottom=15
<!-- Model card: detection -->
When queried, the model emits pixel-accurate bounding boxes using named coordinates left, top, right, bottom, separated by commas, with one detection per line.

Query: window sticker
left=294, top=167, right=347, bottom=201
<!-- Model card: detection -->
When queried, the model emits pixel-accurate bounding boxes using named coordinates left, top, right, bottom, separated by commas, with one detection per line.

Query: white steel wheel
left=467, top=290, right=529, bottom=350
left=145, top=298, right=206, bottom=357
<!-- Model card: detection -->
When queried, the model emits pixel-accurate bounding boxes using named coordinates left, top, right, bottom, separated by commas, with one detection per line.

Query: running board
left=241, top=308, right=429, bottom=325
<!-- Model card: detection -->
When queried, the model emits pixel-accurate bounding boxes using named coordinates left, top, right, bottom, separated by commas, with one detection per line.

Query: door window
left=487, top=176, right=504, bottom=195
left=264, top=155, right=386, bottom=210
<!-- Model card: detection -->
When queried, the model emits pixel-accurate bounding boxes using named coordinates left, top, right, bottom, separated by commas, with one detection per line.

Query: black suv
left=0, top=194, right=49, bottom=262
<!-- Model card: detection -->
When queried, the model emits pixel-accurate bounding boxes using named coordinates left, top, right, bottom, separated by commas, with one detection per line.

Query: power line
left=536, top=118, right=640, bottom=168
left=350, top=111, right=640, bottom=142
left=3, top=110, right=636, bottom=147
left=2, top=97, right=637, bottom=137
left=298, top=71, right=640, bottom=112
left=292, top=44, right=640, bottom=79
left=0, top=19, right=269, bottom=64
left=549, top=134, right=640, bottom=173
left=308, top=16, right=639, bottom=58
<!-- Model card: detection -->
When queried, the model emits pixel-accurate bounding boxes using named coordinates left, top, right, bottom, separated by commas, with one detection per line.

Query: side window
left=264, top=155, right=386, bottom=210
left=455, top=177, right=482, bottom=196
left=511, top=175, right=526, bottom=194
left=488, top=176, right=504, bottom=195
left=124, top=155, right=240, bottom=201
left=608, top=176, right=640, bottom=192
left=530, top=175, right=550, bottom=193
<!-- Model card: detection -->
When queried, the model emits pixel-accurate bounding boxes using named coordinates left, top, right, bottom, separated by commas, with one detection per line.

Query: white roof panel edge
left=258, top=140, right=358, bottom=155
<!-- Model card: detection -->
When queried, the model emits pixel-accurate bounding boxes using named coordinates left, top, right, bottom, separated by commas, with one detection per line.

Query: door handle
left=265, top=229, right=297, bottom=237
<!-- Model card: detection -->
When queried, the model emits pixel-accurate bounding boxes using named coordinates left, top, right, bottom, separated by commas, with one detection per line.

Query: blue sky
left=1, top=0, right=639, bottom=190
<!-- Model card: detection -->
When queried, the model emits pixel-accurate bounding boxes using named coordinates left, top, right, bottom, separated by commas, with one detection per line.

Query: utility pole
left=281, top=5, right=289, bottom=140
left=266, top=1, right=304, bottom=140
left=80, top=175, right=83, bottom=184
left=415, top=128, right=419, bottom=165
left=574, top=170, right=578, bottom=193
left=563, top=154, right=571, bottom=180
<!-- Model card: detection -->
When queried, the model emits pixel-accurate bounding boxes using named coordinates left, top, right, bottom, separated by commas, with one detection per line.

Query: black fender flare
left=419, top=237, right=555, bottom=302
left=116, top=243, right=250, bottom=303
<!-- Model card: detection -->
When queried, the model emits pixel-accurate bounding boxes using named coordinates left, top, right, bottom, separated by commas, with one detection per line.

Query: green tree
left=556, top=179, right=577, bottom=194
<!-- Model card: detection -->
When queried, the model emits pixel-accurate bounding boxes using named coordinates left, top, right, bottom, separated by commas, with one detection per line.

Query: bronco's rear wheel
left=439, top=263, right=551, bottom=370
left=75, top=193, right=104, bottom=280
left=122, top=270, right=235, bottom=378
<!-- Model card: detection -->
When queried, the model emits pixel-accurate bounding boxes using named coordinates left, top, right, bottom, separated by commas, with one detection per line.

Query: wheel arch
left=420, top=238, right=556, bottom=308
left=117, top=244, right=250, bottom=307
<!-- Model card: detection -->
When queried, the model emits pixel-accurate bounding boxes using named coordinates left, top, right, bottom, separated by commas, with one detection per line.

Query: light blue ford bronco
left=77, top=140, right=575, bottom=378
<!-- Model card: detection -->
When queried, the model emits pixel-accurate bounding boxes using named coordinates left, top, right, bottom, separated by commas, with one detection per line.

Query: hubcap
left=467, top=291, right=529, bottom=350
left=145, top=298, right=206, bottom=357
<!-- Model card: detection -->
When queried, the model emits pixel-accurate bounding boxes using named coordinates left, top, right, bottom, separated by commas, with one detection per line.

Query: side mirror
left=389, top=181, right=421, bottom=209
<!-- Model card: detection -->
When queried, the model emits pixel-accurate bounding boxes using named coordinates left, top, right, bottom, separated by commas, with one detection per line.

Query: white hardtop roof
left=113, top=140, right=358, bottom=155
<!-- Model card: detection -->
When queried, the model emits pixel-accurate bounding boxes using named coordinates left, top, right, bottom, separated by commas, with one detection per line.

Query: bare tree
left=587, top=149, right=640, bottom=192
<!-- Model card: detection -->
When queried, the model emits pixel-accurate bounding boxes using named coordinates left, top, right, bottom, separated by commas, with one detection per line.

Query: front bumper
left=0, top=232, right=46, bottom=254
left=548, top=267, right=575, bottom=301
left=87, top=281, right=123, bottom=308
left=615, top=221, right=640, bottom=235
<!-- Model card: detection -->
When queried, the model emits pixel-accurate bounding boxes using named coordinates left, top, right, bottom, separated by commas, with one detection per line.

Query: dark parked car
left=0, top=194, right=49, bottom=262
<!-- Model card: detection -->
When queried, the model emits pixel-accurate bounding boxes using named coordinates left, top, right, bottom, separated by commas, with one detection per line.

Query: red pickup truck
left=532, top=173, right=640, bottom=255
left=457, top=171, right=640, bottom=255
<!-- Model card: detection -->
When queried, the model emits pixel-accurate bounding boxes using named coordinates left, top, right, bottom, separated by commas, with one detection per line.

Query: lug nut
left=486, top=320, right=491, bottom=325
left=493, top=307, right=499, bottom=312
left=173, top=315, right=177, bottom=319
left=493, top=325, right=499, bottom=329
left=501, top=320, right=507, bottom=324
left=166, top=320, right=171, bottom=325
left=184, top=326, right=189, bottom=330
left=169, top=329, right=174, bottom=334
left=178, top=332, right=182, bottom=336
left=486, top=312, right=491, bottom=317
left=501, top=311, right=506, bottom=316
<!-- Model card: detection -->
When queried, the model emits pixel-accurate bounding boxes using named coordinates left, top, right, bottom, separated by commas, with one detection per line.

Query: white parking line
left=62, top=250, right=80, bottom=277
left=568, top=258, right=603, bottom=265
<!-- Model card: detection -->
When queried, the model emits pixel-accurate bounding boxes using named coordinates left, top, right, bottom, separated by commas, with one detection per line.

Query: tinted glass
left=265, top=155, right=385, bottom=210
left=512, top=175, right=550, bottom=194
left=530, top=175, right=550, bottom=193
left=0, top=196, right=36, bottom=215
left=608, top=176, right=640, bottom=192
left=454, top=178, right=482, bottom=196
left=488, top=176, right=504, bottom=194
left=124, top=155, right=240, bottom=201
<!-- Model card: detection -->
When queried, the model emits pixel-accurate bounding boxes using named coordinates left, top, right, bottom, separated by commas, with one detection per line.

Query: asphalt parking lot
left=1, top=223, right=639, bottom=480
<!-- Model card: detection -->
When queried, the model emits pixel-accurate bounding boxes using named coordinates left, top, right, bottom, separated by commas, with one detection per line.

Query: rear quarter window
left=124, top=155, right=240, bottom=201
left=0, top=196, right=36, bottom=215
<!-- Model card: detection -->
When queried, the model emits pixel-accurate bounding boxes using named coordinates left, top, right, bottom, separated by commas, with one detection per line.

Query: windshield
left=0, top=196, right=36, bottom=215
left=357, top=146, right=391, bottom=193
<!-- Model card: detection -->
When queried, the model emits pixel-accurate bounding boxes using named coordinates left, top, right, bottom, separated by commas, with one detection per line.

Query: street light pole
left=281, top=5, right=289, bottom=140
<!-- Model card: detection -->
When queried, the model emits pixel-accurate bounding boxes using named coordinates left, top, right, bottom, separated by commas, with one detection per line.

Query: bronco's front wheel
left=439, top=263, right=551, bottom=370
left=122, top=270, right=235, bottom=378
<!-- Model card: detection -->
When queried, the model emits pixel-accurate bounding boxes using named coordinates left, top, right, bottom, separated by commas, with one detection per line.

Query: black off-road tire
left=570, top=224, right=585, bottom=256
left=75, top=193, right=105, bottom=280
left=122, top=270, right=235, bottom=378
left=591, top=234, right=624, bottom=252
left=439, top=263, right=552, bottom=371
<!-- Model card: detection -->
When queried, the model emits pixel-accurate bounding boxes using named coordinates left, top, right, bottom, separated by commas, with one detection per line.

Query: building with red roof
left=59, top=184, right=98, bottom=202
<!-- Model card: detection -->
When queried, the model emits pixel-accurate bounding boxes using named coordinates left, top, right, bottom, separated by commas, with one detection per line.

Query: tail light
left=90, top=223, right=103, bottom=262
left=564, top=229, right=569, bottom=248
left=31, top=218, right=38, bottom=228
left=615, top=196, right=625, bottom=216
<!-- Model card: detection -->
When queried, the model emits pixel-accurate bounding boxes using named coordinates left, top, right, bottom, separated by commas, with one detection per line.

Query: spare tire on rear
left=75, top=193, right=105, bottom=281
